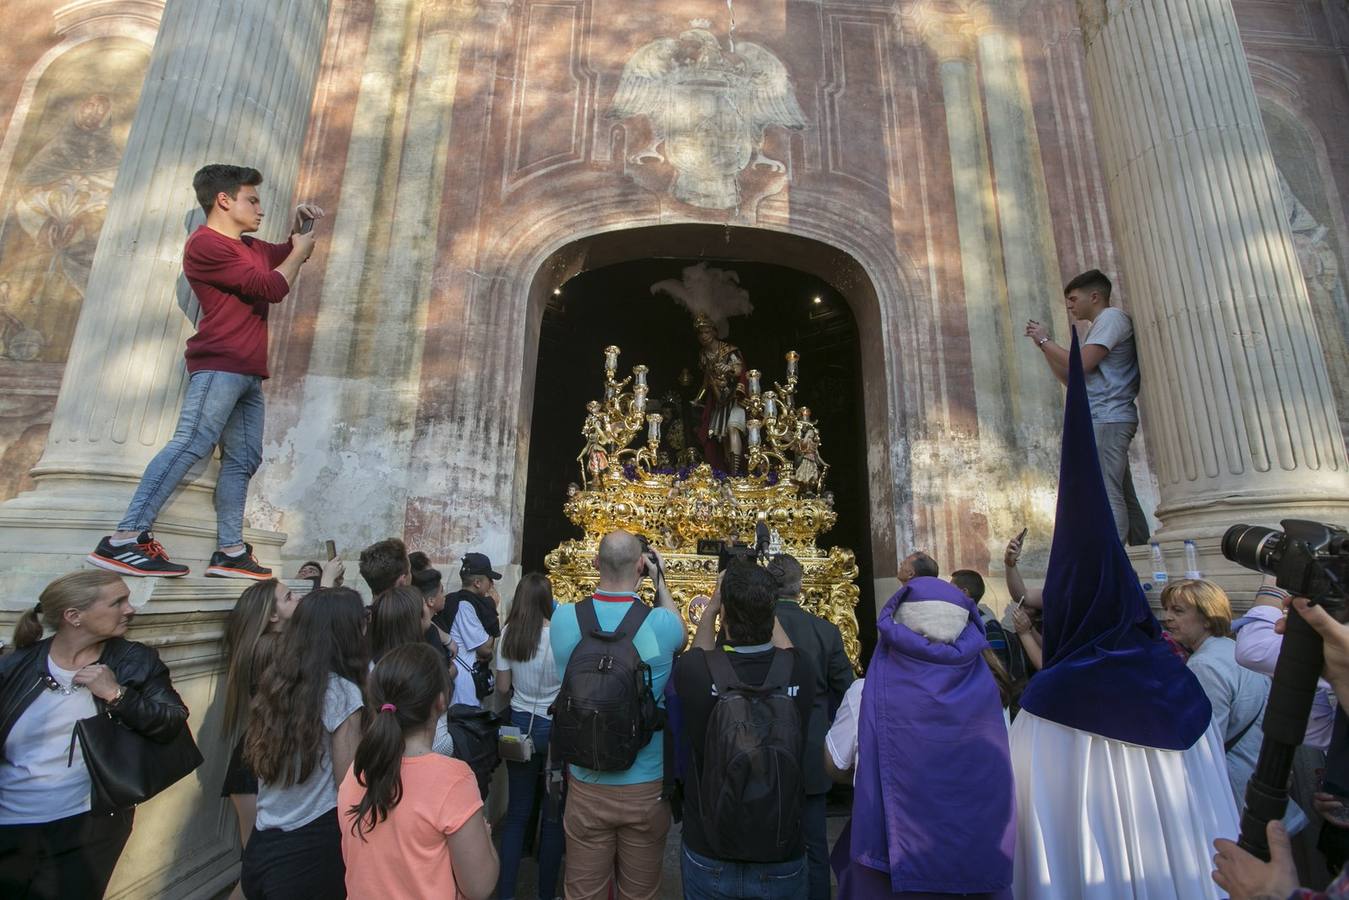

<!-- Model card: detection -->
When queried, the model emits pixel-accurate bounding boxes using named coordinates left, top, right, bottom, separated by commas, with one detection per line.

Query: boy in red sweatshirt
left=87, top=164, right=321, bottom=578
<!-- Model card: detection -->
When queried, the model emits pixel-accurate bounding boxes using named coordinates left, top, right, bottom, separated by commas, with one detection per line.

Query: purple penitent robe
left=834, top=578, right=1015, bottom=899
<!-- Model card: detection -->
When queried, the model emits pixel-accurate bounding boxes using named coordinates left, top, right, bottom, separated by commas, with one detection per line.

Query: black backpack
left=696, top=649, right=804, bottom=863
left=446, top=704, right=501, bottom=799
left=553, top=599, right=665, bottom=771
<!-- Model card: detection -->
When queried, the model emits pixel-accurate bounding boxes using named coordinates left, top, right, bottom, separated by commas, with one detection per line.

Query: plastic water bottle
left=1184, top=540, right=1202, bottom=580
left=1150, top=542, right=1169, bottom=587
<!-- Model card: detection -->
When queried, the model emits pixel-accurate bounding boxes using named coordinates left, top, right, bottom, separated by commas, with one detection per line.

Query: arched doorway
left=516, top=225, right=901, bottom=657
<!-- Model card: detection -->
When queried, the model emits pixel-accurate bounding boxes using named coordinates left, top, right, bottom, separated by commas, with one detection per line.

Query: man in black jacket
left=769, top=553, right=855, bottom=900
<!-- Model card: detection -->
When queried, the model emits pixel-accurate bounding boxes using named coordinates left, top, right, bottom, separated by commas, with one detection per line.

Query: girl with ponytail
left=339, top=642, right=497, bottom=900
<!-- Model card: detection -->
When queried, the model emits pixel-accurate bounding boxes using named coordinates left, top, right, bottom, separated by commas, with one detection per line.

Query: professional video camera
left=1222, top=519, right=1349, bottom=859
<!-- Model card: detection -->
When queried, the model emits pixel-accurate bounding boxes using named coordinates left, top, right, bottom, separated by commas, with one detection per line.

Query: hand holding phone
left=1005, top=529, right=1027, bottom=569
left=325, top=540, right=337, bottom=560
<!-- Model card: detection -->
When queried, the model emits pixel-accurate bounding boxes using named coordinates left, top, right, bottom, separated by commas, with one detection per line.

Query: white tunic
left=1010, top=710, right=1238, bottom=900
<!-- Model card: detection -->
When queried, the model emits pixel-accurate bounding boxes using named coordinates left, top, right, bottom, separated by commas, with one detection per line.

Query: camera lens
left=1222, top=524, right=1284, bottom=576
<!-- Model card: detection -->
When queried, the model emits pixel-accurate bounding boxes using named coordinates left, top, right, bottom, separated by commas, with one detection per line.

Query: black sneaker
left=205, top=544, right=272, bottom=580
left=87, top=532, right=190, bottom=577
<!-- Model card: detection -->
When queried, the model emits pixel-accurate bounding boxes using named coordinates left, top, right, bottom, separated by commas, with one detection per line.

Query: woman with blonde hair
left=0, top=571, right=191, bottom=898
left=1162, top=578, right=1304, bottom=830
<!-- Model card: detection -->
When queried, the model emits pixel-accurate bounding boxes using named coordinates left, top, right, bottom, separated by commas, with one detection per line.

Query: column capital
left=957, top=0, right=1033, bottom=35
left=908, top=1, right=979, bottom=63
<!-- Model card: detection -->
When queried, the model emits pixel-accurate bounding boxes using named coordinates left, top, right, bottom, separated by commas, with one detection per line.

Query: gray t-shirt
left=1083, top=307, right=1140, bottom=424
left=255, top=674, right=364, bottom=832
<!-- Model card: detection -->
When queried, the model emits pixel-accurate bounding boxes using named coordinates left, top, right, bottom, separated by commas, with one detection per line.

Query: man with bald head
left=550, top=529, right=686, bottom=900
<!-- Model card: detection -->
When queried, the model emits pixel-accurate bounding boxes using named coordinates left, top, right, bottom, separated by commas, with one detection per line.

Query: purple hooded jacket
left=837, top=577, right=1015, bottom=898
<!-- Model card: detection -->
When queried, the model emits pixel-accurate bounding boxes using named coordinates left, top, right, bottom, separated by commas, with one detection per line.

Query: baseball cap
left=460, top=552, right=502, bottom=580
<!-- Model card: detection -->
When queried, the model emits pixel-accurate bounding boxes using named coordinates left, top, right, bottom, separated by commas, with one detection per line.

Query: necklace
left=42, top=672, right=84, bottom=696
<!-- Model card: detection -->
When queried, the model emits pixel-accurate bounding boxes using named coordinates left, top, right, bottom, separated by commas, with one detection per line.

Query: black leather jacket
left=0, top=637, right=189, bottom=756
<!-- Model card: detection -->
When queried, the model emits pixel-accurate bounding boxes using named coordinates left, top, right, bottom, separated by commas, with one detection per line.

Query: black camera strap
left=1225, top=703, right=1264, bottom=754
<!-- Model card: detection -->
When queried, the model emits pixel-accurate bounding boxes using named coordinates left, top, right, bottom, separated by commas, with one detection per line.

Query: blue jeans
left=802, top=793, right=829, bottom=900
left=498, top=710, right=564, bottom=900
left=681, top=844, right=808, bottom=900
left=118, top=370, right=264, bottom=548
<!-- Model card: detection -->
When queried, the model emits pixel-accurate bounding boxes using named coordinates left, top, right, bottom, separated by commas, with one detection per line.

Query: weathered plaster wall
left=252, top=0, right=1116, bottom=587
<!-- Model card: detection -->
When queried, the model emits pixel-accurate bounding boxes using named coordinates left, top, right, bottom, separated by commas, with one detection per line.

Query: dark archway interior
left=522, top=256, right=877, bottom=657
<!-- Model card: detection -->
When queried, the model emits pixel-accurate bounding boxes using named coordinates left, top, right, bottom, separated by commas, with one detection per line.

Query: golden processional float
left=544, top=341, right=863, bottom=667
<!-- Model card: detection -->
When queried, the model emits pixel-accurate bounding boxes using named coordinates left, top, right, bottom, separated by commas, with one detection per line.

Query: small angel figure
left=578, top=401, right=610, bottom=488
left=792, top=406, right=827, bottom=493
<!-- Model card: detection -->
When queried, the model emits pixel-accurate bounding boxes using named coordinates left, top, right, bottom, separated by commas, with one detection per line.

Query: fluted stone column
left=0, top=0, right=330, bottom=589
left=1076, top=0, right=1349, bottom=558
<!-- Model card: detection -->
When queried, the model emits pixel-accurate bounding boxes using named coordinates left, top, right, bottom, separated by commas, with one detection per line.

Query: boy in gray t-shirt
left=1083, top=306, right=1140, bottom=426
left=1025, top=269, right=1147, bottom=543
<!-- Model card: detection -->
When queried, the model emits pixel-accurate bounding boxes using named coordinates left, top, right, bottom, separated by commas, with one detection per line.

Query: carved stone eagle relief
left=607, top=22, right=807, bottom=210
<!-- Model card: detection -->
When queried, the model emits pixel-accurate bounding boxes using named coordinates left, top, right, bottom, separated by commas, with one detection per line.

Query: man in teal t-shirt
left=551, top=530, right=686, bottom=900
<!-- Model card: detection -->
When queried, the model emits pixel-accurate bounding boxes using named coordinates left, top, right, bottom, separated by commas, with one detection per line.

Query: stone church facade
left=0, top=0, right=1345, bottom=895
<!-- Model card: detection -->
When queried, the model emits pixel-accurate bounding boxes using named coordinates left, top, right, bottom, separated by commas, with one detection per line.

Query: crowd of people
left=1, top=164, right=1346, bottom=900
left=8, top=522, right=1349, bottom=900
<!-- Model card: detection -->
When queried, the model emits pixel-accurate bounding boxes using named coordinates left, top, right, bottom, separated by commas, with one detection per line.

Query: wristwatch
left=1037, top=336, right=1050, bottom=346
left=107, top=686, right=126, bottom=707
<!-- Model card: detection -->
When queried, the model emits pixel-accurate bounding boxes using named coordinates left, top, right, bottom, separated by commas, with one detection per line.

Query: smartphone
left=299, top=217, right=314, bottom=234
left=324, top=540, right=337, bottom=560
left=1015, top=527, right=1028, bottom=544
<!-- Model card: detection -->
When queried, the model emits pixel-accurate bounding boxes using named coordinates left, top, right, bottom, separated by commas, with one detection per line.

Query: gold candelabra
left=553, top=345, right=859, bottom=667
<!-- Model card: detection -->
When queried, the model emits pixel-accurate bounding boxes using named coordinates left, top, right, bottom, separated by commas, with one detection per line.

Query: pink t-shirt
left=338, top=754, right=482, bottom=899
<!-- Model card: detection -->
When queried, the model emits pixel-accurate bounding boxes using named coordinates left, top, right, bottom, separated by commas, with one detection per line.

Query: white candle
left=785, top=350, right=799, bottom=379
left=747, top=369, right=761, bottom=396
left=763, top=391, right=778, bottom=419
left=604, top=345, right=620, bottom=373
left=747, top=420, right=761, bottom=447
left=647, top=413, right=662, bottom=444
left=633, top=365, right=648, bottom=388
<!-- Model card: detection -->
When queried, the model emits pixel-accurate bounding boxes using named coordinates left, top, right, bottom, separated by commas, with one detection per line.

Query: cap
left=460, top=552, right=502, bottom=580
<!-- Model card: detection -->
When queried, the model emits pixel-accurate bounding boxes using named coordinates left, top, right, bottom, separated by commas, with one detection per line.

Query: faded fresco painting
left=0, top=39, right=147, bottom=364
left=0, top=38, right=150, bottom=502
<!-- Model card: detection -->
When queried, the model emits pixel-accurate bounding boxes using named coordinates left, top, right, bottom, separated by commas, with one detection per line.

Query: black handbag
left=69, top=711, right=203, bottom=813
left=446, top=704, right=502, bottom=799
left=455, top=656, right=495, bottom=700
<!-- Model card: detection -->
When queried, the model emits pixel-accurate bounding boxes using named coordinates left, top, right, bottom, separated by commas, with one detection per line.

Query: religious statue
left=791, top=406, right=828, bottom=494
left=691, top=314, right=748, bottom=474
left=577, top=400, right=610, bottom=487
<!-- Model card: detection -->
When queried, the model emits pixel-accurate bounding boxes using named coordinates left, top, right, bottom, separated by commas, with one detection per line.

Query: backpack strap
left=577, top=597, right=651, bottom=642
left=575, top=598, right=600, bottom=636
left=705, top=649, right=740, bottom=695
left=762, top=648, right=796, bottom=691
left=613, top=599, right=652, bottom=641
